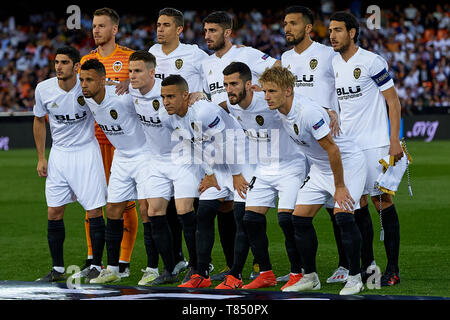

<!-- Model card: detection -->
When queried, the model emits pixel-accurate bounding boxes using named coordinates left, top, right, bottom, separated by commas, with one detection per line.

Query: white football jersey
left=85, top=85, right=150, bottom=158
left=159, top=99, right=242, bottom=174
left=332, top=47, right=394, bottom=150
left=33, top=77, right=95, bottom=150
left=129, top=79, right=175, bottom=160
left=149, top=43, right=208, bottom=92
left=202, top=45, right=277, bottom=105
left=282, top=41, right=339, bottom=113
left=227, top=92, right=306, bottom=176
left=279, top=94, right=360, bottom=173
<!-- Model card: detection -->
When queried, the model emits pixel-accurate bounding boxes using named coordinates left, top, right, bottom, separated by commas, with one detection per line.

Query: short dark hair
left=161, top=74, right=189, bottom=92
left=285, top=6, right=314, bottom=26
left=203, top=11, right=233, bottom=30
left=80, top=59, right=106, bottom=76
left=223, top=62, right=252, bottom=84
left=94, top=7, right=120, bottom=25
left=329, top=11, right=359, bottom=43
left=159, top=8, right=184, bottom=27
left=129, top=50, right=156, bottom=69
left=55, top=46, right=81, bottom=64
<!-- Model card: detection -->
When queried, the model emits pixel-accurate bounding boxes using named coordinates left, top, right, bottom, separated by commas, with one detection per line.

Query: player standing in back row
left=282, top=5, right=376, bottom=284
left=329, top=11, right=404, bottom=286
left=76, top=8, right=138, bottom=280
left=148, top=8, right=210, bottom=275
left=201, top=11, right=281, bottom=280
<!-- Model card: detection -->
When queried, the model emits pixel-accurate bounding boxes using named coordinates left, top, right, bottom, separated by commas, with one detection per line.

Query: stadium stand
left=0, top=3, right=448, bottom=114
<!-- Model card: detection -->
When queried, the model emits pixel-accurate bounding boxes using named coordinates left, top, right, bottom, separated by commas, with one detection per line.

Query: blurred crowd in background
left=0, top=1, right=448, bottom=115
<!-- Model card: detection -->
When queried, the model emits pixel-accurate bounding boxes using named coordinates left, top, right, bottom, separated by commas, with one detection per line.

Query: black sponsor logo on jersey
left=209, top=82, right=224, bottom=92
left=152, top=100, right=160, bottom=111
left=99, top=124, right=123, bottom=133
left=293, top=123, right=299, bottom=135
left=255, top=115, right=264, bottom=126
left=353, top=67, right=361, bottom=79
left=77, top=96, right=86, bottom=106
left=175, top=59, right=183, bottom=70
left=336, top=86, right=362, bottom=100
left=110, top=109, right=118, bottom=120
left=294, top=75, right=314, bottom=87
left=138, top=114, right=161, bottom=126
left=295, top=75, right=314, bottom=83
left=55, top=111, right=87, bottom=122
left=336, top=86, right=361, bottom=96
left=309, top=59, right=318, bottom=70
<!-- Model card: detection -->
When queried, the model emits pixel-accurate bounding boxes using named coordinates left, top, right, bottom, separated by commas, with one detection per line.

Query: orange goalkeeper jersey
left=80, top=44, right=134, bottom=145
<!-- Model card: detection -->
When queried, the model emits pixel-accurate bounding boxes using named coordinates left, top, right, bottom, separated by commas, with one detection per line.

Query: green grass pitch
left=0, top=140, right=449, bottom=297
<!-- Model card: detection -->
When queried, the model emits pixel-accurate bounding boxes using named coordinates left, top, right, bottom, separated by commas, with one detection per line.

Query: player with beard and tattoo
left=215, top=62, right=307, bottom=290
left=200, top=11, right=281, bottom=282
left=282, top=5, right=378, bottom=284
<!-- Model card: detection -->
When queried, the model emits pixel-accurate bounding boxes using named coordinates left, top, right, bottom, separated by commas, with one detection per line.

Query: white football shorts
left=45, top=140, right=107, bottom=210
left=147, top=159, right=201, bottom=200
left=296, top=152, right=367, bottom=211
left=199, top=164, right=234, bottom=201
left=107, top=151, right=154, bottom=203
left=245, top=170, right=306, bottom=210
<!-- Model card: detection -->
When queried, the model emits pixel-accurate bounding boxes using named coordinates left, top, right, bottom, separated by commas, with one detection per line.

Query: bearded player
left=74, top=7, right=137, bottom=280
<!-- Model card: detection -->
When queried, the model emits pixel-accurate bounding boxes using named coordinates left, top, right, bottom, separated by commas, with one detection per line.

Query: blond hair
left=259, top=66, right=296, bottom=90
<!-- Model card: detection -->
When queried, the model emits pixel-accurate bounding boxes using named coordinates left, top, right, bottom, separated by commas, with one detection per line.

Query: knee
left=195, top=200, right=219, bottom=227
left=233, top=202, right=246, bottom=225
left=139, top=206, right=149, bottom=222
left=175, top=199, right=195, bottom=215
left=371, top=194, right=393, bottom=210
left=291, top=215, right=314, bottom=229
left=147, top=200, right=167, bottom=217
left=106, top=203, right=125, bottom=219
left=218, top=200, right=233, bottom=213
left=243, top=210, right=265, bottom=227
left=48, top=206, right=65, bottom=220
left=334, top=212, right=355, bottom=226
left=86, top=207, right=103, bottom=219
left=277, top=211, right=292, bottom=228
